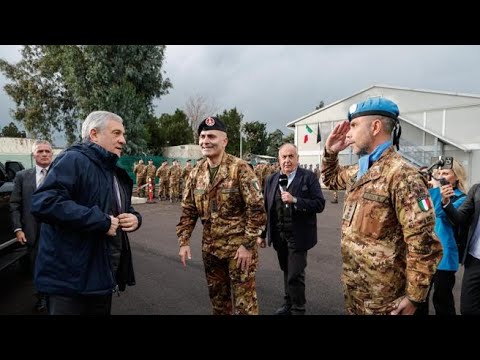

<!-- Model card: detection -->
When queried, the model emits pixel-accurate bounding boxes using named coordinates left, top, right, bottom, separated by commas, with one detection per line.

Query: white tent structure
left=287, top=85, right=480, bottom=186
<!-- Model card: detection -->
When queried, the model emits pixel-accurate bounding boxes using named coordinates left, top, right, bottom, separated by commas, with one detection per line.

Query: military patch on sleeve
left=252, top=180, right=261, bottom=192
left=417, top=196, right=432, bottom=212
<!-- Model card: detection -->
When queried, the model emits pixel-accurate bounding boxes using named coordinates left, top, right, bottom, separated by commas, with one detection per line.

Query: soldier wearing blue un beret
left=321, top=97, right=442, bottom=315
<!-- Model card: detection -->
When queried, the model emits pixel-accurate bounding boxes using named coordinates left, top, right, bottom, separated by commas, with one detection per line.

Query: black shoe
left=274, top=304, right=292, bottom=315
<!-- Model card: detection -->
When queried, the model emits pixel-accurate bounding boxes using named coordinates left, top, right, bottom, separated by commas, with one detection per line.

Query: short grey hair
left=278, top=143, right=298, bottom=154
left=81, top=111, right=123, bottom=142
left=31, top=140, right=52, bottom=154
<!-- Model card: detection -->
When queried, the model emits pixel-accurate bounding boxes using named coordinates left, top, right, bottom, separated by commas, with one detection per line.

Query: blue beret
left=348, top=98, right=400, bottom=122
left=197, top=116, right=227, bottom=135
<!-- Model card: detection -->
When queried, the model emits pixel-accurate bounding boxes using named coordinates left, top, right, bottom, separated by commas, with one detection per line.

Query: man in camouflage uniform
left=177, top=116, right=266, bottom=315
left=168, top=159, right=182, bottom=203
left=181, top=159, right=193, bottom=195
left=321, top=97, right=442, bottom=315
left=133, top=159, right=146, bottom=197
left=144, top=159, right=157, bottom=198
left=313, top=164, right=321, bottom=181
left=254, top=162, right=268, bottom=192
left=156, top=160, right=170, bottom=200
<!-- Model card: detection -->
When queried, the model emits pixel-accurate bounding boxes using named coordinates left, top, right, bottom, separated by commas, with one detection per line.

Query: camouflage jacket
left=322, top=146, right=442, bottom=312
left=168, top=164, right=182, bottom=181
left=176, top=153, right=266, bottom=259
left=133, top=163, right=146, bottom=179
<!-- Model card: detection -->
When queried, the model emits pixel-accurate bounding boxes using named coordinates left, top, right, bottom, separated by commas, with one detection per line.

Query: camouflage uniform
left=156, top=163, right=170, bottom=200
left=168, top=163, right=182, bottom=202
left=133, top=162, right=146, bottom=197
left=181, top=164, right=193, bottom=196
left=322, top=146, right=442, bottom=315
left=144, top=162, right=157, bottom=198
left=176, top=153, right=266, bottom=315
left=313, top=165, right=321, bottom=181
left=254, top=163, right=267, bottom=191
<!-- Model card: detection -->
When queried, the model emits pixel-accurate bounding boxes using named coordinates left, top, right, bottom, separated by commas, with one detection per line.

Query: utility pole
left=239, top=121, right=243, bottom=159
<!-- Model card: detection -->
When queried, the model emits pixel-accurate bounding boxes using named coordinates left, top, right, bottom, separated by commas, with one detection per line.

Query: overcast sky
left=1, top=45, right=480, bottom=138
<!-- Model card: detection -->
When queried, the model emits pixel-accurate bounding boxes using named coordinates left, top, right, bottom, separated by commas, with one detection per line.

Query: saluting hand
left=325, top=121, right=352, bottom=154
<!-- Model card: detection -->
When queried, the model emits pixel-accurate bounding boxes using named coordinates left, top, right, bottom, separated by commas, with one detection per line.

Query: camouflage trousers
left=343, top=283, right=404, bottom=315
left=158, top=180, right=169, bottom=199
left=136, top=177, right=146, bottom=197
left=169, top=182, right=181, bottom=200
left=202, top=251, right=259, bottom=315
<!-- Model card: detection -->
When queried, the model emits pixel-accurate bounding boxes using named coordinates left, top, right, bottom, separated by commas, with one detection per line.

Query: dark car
left=0, top=160, right=27, bottom=271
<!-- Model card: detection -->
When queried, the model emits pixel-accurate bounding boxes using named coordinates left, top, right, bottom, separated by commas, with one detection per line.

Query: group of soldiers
left=134, top=158, right=338, bottom=203
left=133, top=159, right=193, bottom=202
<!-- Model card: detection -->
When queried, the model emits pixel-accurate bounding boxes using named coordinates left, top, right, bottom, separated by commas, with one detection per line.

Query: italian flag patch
left=418, top=197, right=432, bottom=212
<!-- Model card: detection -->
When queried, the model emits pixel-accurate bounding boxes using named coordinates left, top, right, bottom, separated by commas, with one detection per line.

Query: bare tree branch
left=184, top=94, right=218, bottom=142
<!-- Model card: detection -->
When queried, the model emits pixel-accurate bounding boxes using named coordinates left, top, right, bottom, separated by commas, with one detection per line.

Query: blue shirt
left=429, top=187, right=466, bottom=271
left=280, top=168, right=298, bottom=189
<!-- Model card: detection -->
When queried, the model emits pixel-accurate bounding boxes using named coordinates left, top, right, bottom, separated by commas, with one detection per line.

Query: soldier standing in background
left=133, top=159, right=146, bottom=197
left=322, top=97, right=442, bottom=315
left=177, top=116, right=266, bottom=315
left=156, top=160, right=169, bottom=200
left=168, top=159, right=182, bottom=203
left=313, top=164, right=321, bottom=181
left=144, top=159, right=157, bottom=198
left=181, top=160, right=193, bottom=196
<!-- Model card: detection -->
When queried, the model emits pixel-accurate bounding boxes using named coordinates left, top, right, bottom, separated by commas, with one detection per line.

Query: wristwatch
left=292, top=197, right=298, bottom=204
left=408, top=297, right=424, bottom=307
left=243, top=242, right=254, bottom=251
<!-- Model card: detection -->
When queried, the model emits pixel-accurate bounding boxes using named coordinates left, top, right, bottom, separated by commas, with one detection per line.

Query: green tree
left=218, top=108, right=243, bottom=157
left=283, top=131, right=294, bottom=144
left=266, top=129, right=284, bottom=157
left=243, top=121, right=268, bottom=155
left=145, top=109, right=194, bottom=155
left=0, top=45, right=172, bottom=153
left=0, top=122, right=26, bottom=138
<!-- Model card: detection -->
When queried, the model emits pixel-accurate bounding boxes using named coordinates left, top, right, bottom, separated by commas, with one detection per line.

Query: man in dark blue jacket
left=31, top=111, right=142, bottom=315
left=257, top=143, right=325, bottom=315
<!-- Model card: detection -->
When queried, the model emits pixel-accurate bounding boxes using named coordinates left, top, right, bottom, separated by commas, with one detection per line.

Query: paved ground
left=0, top=190, right=462, bottom=315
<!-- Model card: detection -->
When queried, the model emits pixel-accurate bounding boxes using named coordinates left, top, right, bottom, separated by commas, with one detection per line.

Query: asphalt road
left=0, top=190, right=462, bottom=315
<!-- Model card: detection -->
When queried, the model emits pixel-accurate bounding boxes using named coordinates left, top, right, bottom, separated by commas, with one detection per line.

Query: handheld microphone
left=278, top=174, right=289, bottom=209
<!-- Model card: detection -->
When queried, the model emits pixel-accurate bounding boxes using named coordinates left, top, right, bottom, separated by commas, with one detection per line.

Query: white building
left=287, top=85, right=480, bottom=187
left=0, top=137, right=63, bottom=168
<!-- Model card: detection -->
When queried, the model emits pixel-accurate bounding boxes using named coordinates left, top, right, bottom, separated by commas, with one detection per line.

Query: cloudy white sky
left=1, top=45, right=480, bottom=138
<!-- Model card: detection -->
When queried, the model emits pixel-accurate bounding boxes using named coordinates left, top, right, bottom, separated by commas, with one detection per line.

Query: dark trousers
left=461, top=254, right=480, bottom=315
left=416, top=270, right=456, bottom=315
left=47, top=294, right=113, bottom=315
left=275, top=239, right=308, bottom=314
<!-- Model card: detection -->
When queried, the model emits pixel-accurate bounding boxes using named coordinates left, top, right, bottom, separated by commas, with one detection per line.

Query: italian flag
left=304, top=124, right=313, bottom=143
left=418, top=197, right=432, bottom=212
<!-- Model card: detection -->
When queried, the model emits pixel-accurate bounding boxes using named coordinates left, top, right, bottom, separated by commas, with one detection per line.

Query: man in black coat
left=257, top=143, right=325, bottom=315
left=10, top=140, right=53, bottom=313
left=443, top=182, right=480, bottom=314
